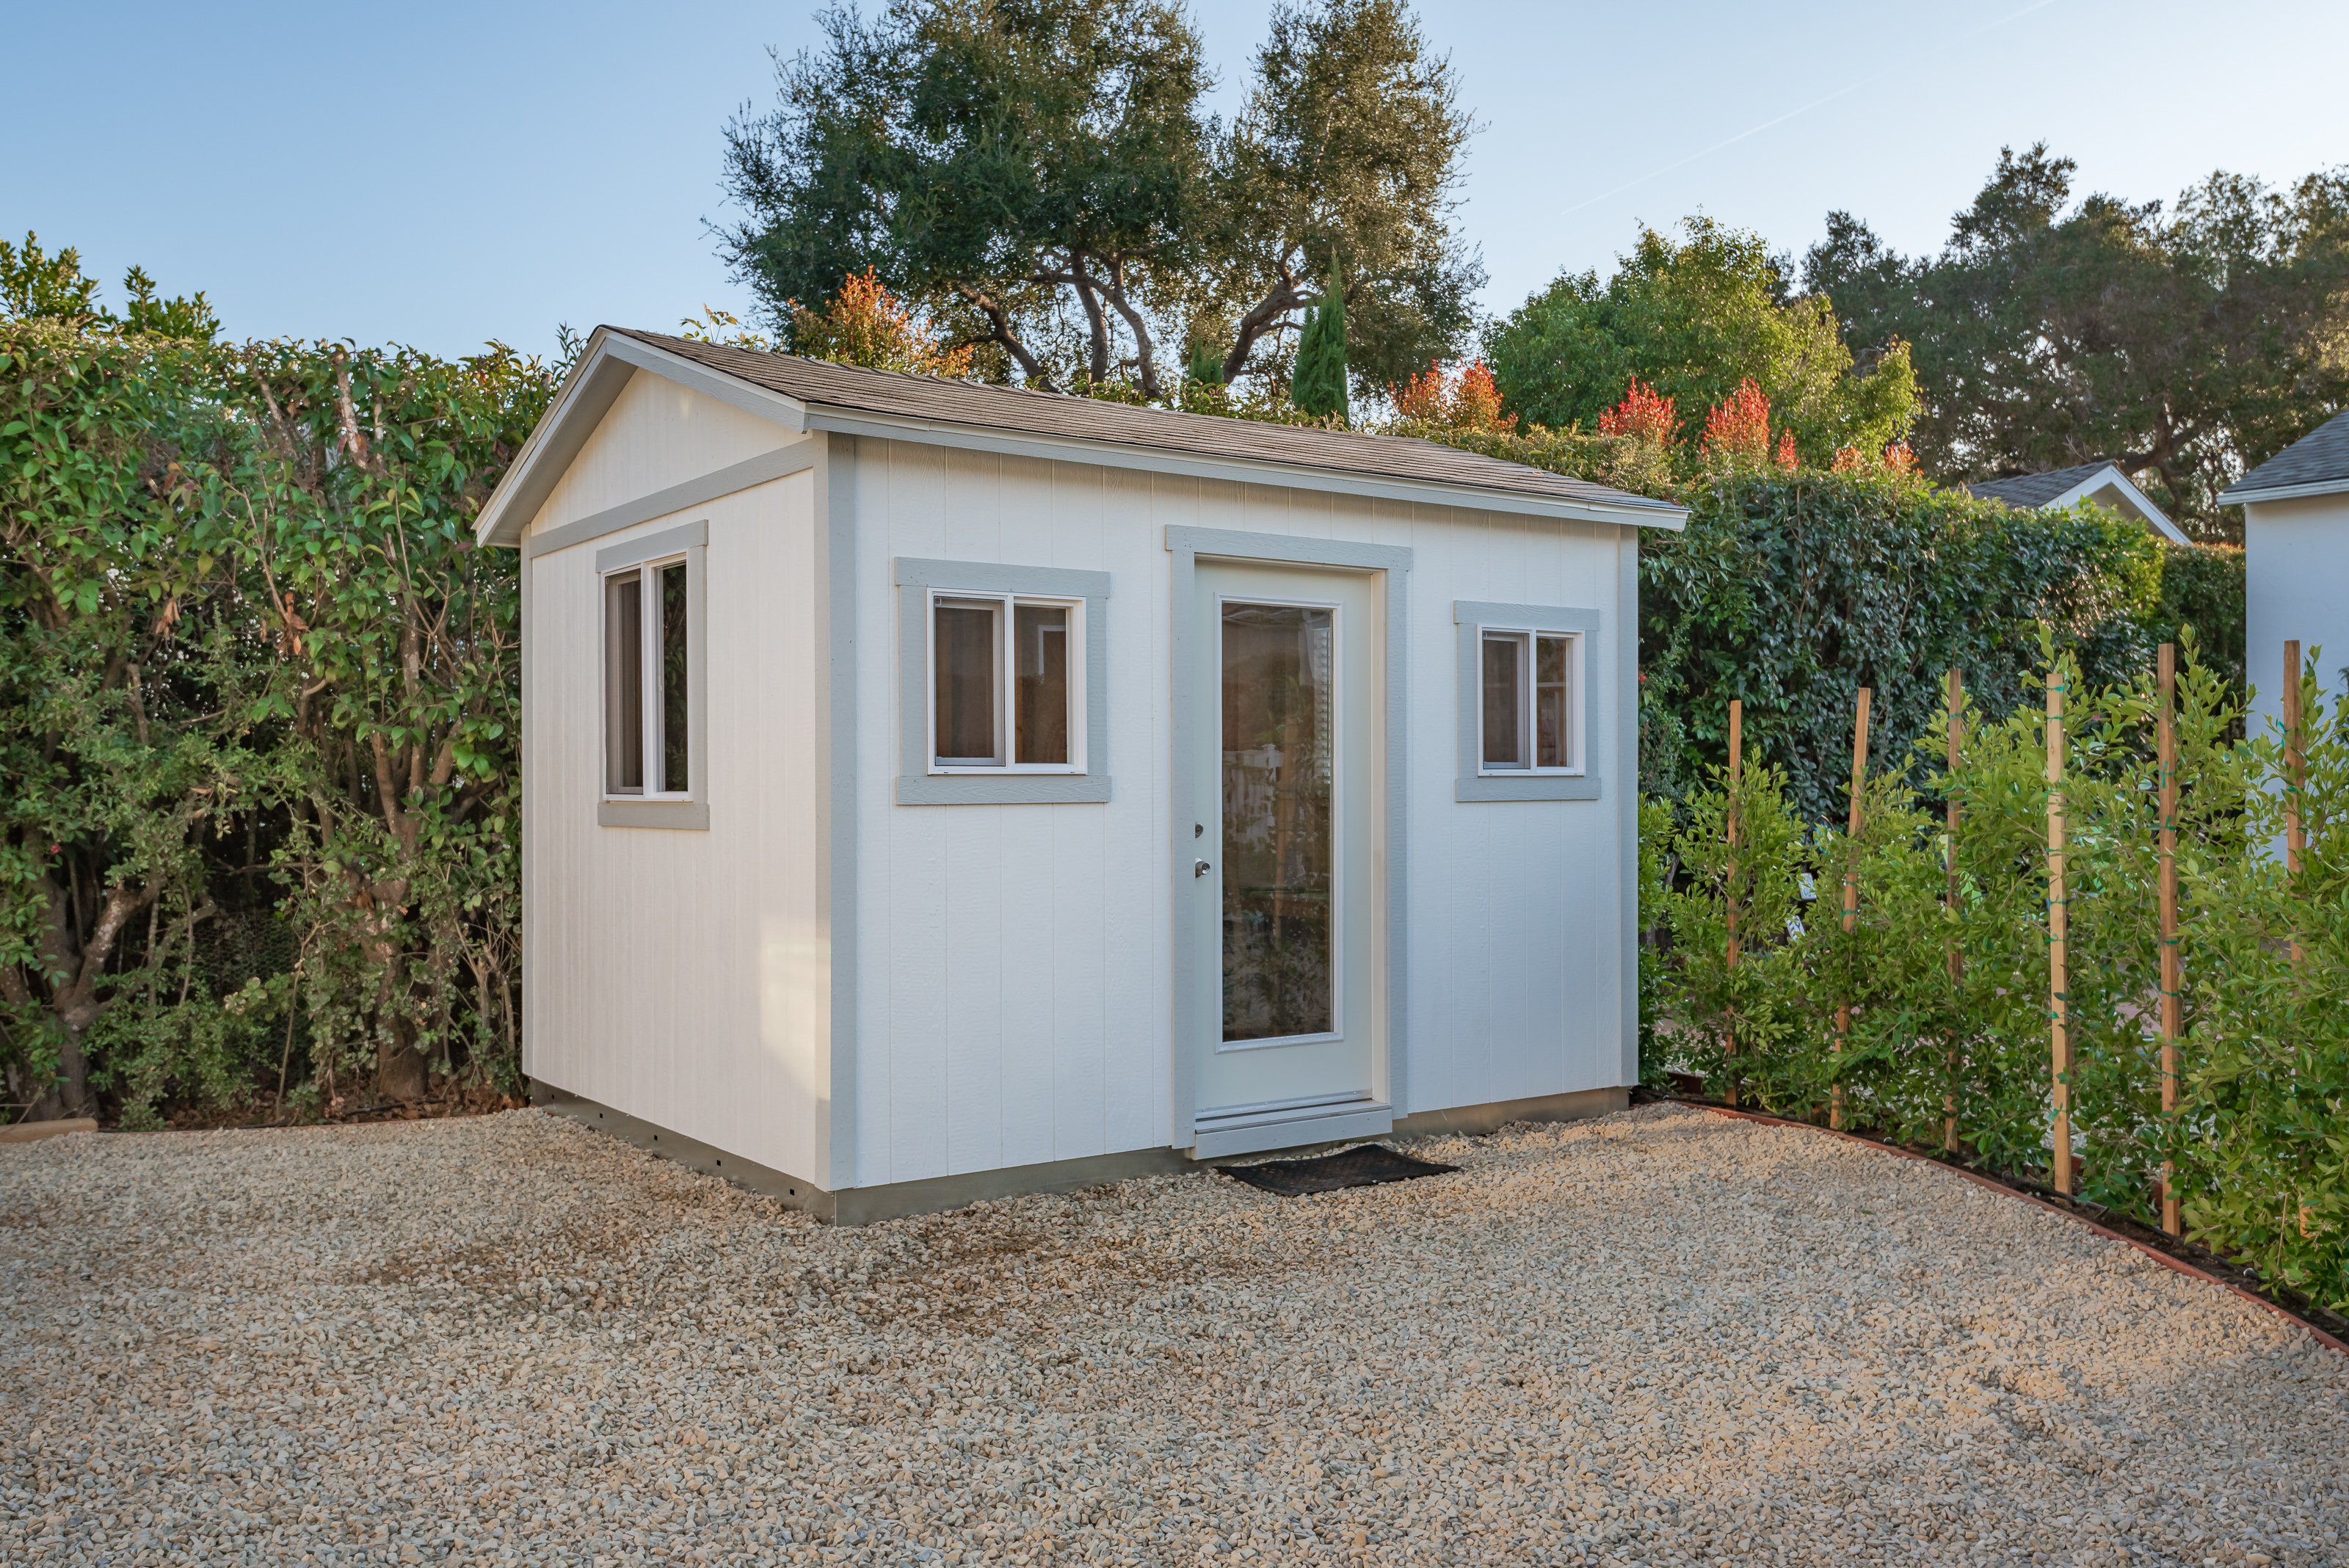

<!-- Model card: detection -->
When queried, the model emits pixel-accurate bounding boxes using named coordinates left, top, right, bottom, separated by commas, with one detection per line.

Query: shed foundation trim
left=536, top=1082, right=1627, bottom=1224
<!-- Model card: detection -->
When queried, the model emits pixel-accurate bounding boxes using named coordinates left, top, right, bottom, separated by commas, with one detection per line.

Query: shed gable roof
left=1963, top=460, right=2189, bottom=545
left=2221, top=409, right=2349, bottom=505
left=473, top=327, right=1686, bottom=546
left=1964, top=461, right=2119, bottom=508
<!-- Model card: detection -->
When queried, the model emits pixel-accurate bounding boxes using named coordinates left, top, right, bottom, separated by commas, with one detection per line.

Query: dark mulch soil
left=1219, top=1142, right=1459, bottom=1197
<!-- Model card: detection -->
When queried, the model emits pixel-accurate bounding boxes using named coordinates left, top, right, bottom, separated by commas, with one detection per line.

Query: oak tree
left=1804, top=144, right=2349, bottom=533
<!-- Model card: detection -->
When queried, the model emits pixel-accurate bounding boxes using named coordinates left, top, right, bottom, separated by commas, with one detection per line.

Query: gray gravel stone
left=1, top=1103, right=2342, bottom=1565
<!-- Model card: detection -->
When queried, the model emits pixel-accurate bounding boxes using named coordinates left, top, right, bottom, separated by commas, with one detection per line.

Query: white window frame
left=892, top=557, right=1112, bottom=805
left=923, top=588, right=1088, bottom=776
left=597, top=520, right=708, bottom=830
left=1453, top=598, right=1601, bottom=804
left=1475, top=626, right=1584, bottom=777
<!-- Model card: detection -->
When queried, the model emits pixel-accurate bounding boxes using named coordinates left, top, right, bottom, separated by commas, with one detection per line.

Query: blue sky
left=7, top=0, right=2345, bottom=360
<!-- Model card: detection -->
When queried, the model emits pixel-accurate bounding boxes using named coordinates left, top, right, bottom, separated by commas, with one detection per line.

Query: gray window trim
left=1454, top=599, right=1603, bottom=802
left=595, top=518, right=708, bottom=573
left=596, top=520, right=709, bottom=830
left=528, top=444, right=814, bottom=560
left=1166, top=524, right=1413, bottom=1142
left=1613, top=537, right=1640, bottom=1086
left=892, top=556, right=1111, bottom=805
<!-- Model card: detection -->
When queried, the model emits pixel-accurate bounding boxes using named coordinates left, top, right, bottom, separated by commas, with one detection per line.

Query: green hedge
left=1648, top=641, right=2349, bottom=1313
left=1412, top=421, right=2243, bottom=821
left=2, top=291, right=549, bottom=1123
left=1639, top=471, right=2165, bottom=821
left=2151, top=542, right=2245, bottom=697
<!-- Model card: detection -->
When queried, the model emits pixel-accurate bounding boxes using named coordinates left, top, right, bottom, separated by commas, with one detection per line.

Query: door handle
left=1194, top=859, right=1212, bottom=878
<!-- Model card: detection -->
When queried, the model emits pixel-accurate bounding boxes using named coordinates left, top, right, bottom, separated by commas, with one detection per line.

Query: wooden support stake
left=2284, top=639, right=2304, bottom=967
left=1945, top=669, right=1964, bottom=1156
left=1725, top=699, right=1743, bottom=1109
left=2157, top=644, right=2181, bottom=1237
left=2048, top=668, right=2072, bottom=1197
left=1833, top=687, right=1870, bottom=1131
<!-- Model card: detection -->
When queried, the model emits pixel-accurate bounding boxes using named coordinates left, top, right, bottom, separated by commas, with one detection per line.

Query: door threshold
left=1189, top=1097, right=1394, bottom=1161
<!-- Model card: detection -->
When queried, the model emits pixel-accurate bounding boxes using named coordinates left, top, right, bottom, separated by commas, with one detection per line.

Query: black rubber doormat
left=1218, top=1143, right=1457, bottom=1197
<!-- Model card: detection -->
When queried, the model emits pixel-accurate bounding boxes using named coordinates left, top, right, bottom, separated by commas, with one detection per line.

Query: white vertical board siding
left=2246, top=493, right=2349, bottom=752
left=525, top=451, right=827, bottom=1186
left=533, top=371, right=791, bottom=535
left=849, top=436, right=1631, bottom=1188
left=1403, top=506, right=1627, bottom=1113
left=850, top=440, right=1172, bottom=1187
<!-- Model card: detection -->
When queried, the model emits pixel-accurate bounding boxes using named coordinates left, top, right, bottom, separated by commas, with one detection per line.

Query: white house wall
left=2246, top=493, right=2349, bottom=747
left=523, top=384, right=827, bottom=1186
left=845, top=435, right=1630, bottom=1191
left=534, top=369, right=790, bottom=535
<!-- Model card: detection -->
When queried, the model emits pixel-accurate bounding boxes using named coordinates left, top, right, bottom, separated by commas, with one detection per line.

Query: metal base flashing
left=1393, top=1085, right=1626, bottom=1138
left=1189, top=1097, right=1395, bottom=1161
left=533, top=1081, right=1630, bottom=1224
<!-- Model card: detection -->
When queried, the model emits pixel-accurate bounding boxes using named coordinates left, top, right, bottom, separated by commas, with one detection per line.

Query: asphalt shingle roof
left=1963, top=461, right=2124, bottom=508
left=614, top=328, right=1682, bottom=519
left=2221, top=410, right=2349, bottom=502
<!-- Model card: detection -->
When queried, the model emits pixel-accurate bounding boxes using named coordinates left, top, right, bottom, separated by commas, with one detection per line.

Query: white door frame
left=1165, top=525, right=1413, bottom=1154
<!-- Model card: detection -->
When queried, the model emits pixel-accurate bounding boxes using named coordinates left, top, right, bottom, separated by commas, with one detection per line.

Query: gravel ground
left=3, top=1103, right=2345, bottom=1567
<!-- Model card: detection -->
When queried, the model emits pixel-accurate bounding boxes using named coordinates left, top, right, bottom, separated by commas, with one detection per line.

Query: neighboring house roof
left=2219, top=409, right=2349, bottom=506
left=475, top=327, right=1688, bottom=548
left=1964, top=460, right=2191, bottom=545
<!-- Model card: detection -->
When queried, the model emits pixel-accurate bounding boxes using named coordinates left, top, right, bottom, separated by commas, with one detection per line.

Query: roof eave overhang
left=476, top=335, right=1686, bottom=546
left=2218, top=476, right=2349, bottom=507
left=473, top=328, right=810, bottom=548
left=797, top=404, right=1687, bottom=530
left=2046, top=466, right=2190, bottom=545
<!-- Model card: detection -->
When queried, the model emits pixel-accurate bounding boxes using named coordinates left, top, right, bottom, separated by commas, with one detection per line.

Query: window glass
left=606, top=572, right=645, bottom=794
left=1221, top=602, right=1335, bottom=1042
left=1536, top=634, right=1572, bottom=769
left=1013, top=603, right=1070, bottom=765
left=659, top=561, right=690, bottom=792
left=1481, top=632, right=1524, bottom=768
left=934, top=600, right=1001, bottom=763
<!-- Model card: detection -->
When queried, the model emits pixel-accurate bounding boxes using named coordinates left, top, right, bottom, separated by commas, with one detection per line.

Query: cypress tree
left=1185, top=331, right=1226, bottom=386
left=1291, top=259, right=1348, bottom=421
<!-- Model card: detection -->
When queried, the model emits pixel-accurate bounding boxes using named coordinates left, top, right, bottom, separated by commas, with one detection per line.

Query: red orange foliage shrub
left=1700, top=377, right=1774, bottom=465
left=1389, top=358, right=1515, bottom=432
left=1597, top=377, right=1677, bottom=444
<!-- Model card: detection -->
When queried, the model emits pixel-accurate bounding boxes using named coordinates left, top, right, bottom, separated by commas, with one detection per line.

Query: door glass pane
left=658, top=560, right=690, bottom=792
left=934, top=600, right=1000, bottom=764
left=1536, top=634, right=1570, bottom=769
left=1481, top=633, right=1523, bottom=768
left=1221, top=603, right=1335, bottom=1042
left=605, top=572, right=644, bottom=794
left=1013, top=603, right=1070, bottom=765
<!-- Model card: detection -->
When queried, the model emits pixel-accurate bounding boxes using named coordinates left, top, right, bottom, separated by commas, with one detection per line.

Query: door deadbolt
left=1194, top=859, right=1212, bottom=878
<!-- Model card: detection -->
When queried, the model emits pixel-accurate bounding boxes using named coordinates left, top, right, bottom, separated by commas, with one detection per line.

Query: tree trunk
left=377, top=1032, right=429, bottom=1101
left=369, top=937, right=430, bottom=1102
left=1224, top=264, right=1311, bottom=385
left=9, top=874, right=154, bottom=1120
left=18, top=1027, right=91, bottom=1121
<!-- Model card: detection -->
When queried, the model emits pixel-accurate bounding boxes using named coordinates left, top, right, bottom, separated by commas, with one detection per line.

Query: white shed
left=474, top=327, right=1687, bottom=1222
left=1964, top=460, right=2191, bottom=545
left=2224, top=409, right=2349, bottom=736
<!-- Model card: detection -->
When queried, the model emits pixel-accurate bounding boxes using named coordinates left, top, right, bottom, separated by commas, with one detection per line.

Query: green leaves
left=1485, top=217, right=1918, bottom=461
left=1290, top=258, right=1349, bottom=421
left=1645, top=640, right=2349, bottom=1313
left=1805, top=145, right=2349, bottom=533
left=1642, top=473, right=2165, bottom=824
left=3, top=276, right=546, bottom=1119
left=719, top=0, right=1479, bottom=398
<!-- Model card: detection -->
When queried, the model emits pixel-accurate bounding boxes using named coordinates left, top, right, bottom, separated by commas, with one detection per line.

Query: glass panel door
left=1189, top=559, right=1382, bottom=1124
